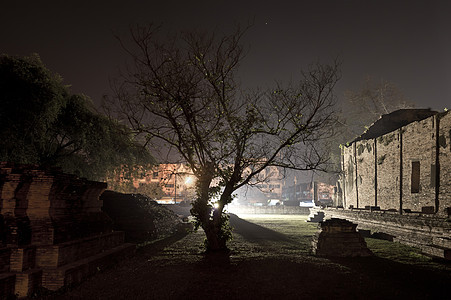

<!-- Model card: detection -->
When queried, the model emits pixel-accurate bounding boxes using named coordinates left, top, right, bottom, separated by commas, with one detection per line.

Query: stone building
left=340, top=109, right=451, bottom=217
left=327, top=109, right=451, bottom=259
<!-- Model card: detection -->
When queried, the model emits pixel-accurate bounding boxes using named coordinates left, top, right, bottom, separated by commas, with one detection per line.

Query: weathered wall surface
left=0, top=163, right=134, bottom=299
left=323, top=207, right=451, bottom=260
left=401, top=117, right=437, bottom=212
left=342, top=110, right=451, bottom=216
left=355, top=139, right=375, bottom=208
left=376, top=130, right=401, bottom=210
left=439, top=112, right=451, bottom=215
left=342, top=145, right=357, bottom=209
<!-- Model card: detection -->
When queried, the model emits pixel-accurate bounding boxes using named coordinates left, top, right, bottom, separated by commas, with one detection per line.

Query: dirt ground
left=35, top=214, right=450, bottom=300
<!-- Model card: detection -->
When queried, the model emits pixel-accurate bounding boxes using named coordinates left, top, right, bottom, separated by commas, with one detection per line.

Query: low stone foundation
left=322, top=207, right=451, bottom=260
left=312, top=218, right=373, bottom=257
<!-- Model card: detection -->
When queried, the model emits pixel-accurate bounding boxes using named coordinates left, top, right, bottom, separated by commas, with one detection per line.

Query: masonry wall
left=355, top=139, right=375, bottom=208
left=376, top=130, right=401, bottom=211
left=438, top=112, right=451, bottom=215
left=342, top=145, right=357, bottom=209
left=0, top=163, right=135, bottom=298
left=401, top=116, right=437, bottom=212
left=342, top=110, right=451, bottom=216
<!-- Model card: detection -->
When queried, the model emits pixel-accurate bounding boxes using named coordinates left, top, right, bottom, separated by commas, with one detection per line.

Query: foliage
left=110, top=24, right=340, bottom=251
left=0, top=53, right=153, bottom=180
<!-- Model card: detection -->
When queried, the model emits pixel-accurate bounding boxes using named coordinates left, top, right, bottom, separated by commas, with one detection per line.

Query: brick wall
left=401, top=116, right=437, bottom=212
left=439, top=112, right=451, bottom=216
left=342, top=144, right=357, bottom=208
left=376, top=131, right=401, bottom=210
left=355, top=139, right=375, bottom=208
left=0, top=163, right=134, bottom=298
left=342, top=110, right=451, bottom=216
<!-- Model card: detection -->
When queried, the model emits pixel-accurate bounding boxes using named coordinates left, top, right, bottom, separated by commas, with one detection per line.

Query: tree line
left=0, top=53, right=153, bottom=180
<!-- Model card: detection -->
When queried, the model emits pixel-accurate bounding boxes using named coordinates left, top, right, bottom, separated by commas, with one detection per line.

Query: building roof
left=351, top=108, right=438, bottom=143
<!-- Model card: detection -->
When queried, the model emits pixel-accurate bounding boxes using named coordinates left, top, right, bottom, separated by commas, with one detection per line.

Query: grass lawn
left=37, top=214, right=450, bottom=300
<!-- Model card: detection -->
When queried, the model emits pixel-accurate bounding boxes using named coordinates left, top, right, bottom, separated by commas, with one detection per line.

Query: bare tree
left=110, top=24, right=340, bottom=251
left=341, top=77, right=415, bottom=139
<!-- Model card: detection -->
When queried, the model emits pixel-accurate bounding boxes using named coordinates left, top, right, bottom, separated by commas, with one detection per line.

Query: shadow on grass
left=137, top=230, right=190, bottom=255
left=326, top=255, right=450, bottom=299
left=229, top=214, right=292, bottom=243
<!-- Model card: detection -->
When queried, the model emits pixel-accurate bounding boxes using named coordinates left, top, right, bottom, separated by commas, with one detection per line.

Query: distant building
left=235, top=166, right=283, bottom=205
left=282, top=181, right=334, bottom=206
left=108, top=163, right=195, bottom=204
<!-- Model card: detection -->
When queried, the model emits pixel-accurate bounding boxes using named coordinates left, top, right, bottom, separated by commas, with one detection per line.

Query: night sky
left=2, top=0, right=450, bottom=111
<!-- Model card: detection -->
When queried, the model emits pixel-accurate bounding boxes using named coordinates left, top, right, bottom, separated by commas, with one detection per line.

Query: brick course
left=337, top=110, right=451, bottom=259
left=341, top=110, right=451, bottom=216
left=0, top=163, right=134, bottom=298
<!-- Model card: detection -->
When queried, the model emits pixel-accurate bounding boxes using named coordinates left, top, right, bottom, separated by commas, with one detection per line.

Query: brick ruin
left=312, top=218, right=373, bottom=257
left=329, top=109, right=451, bottom=259
left=0, top=163, right=134, bottom=299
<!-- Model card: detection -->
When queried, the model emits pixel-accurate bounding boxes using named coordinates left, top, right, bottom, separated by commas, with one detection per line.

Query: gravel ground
left=35, top=214, right=450, bottom=300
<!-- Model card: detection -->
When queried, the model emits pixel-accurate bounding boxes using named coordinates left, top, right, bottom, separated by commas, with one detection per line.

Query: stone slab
left=14, top=268, right=42, bottom=298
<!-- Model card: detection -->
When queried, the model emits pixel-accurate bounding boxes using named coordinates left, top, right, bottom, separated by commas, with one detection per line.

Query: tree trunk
left=203, top=219, right=228, bottom=251
left=190, top=162, right=229, bottom=252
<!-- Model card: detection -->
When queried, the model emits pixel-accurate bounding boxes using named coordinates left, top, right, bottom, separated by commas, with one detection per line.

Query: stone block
left=10, top=246, right=36, bottom=272
left=0, top=273, right=15, bottom=300
left=0, top=248, right=11, bottom=273
left=421, top=206, right=435, bottom=214
left=312, top=218, right=373, bottom=257
left=14, top=269, right=42, bottom=298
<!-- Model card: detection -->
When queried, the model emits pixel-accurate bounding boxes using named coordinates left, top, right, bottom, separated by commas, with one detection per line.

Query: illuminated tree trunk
left=190, top=163, right=231, bottom=252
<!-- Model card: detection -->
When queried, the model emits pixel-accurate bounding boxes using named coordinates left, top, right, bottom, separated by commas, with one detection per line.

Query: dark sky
left=2, top=0, right=450, bottom=111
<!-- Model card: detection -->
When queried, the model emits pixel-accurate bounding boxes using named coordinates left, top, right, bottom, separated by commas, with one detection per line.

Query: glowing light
left=213, top=202, right=220, bottom=209
left=185, top=176, right=193, bottom=185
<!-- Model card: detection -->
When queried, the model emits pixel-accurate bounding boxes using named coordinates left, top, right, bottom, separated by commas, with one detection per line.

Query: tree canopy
left=0, top=53, right=153, bottom=180
left=111, top=25, right=340, bottom=251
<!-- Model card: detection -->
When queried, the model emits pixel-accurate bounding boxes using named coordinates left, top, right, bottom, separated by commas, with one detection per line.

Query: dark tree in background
left=0, top=54, right=153, bottom=180
left=340, top=77, right=415, bottom=140
left=110, top=25, right=340, bottom=251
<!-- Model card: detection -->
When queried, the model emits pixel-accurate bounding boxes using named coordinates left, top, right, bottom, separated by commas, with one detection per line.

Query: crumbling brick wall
left=439, top=112, right=451, bottom=214
left=342, top=144, right=357, bottom=209
left=355, top=139, right=375, bottom=208
left=0, top=163, right=134, bottom=298
left=402, top=116, right=437, bottom=212
left=376, top=130, right=401, bottom=210
left=341, top=110, right=451, bottom=217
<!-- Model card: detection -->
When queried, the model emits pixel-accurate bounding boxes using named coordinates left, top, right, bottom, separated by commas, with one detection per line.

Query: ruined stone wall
left=342, top=110, right=451, bottom=216
left=0, top=164, right=111, bottom=247
left=401, top=117, right=437, bottom=212
left=355, top=139, right=375, bottom=208
left=0, top=163, right=134, bottom=298
left=376, top=130, right=401, bottom=211
left=323, top=207, right=451, bottom=260
left=342, top=145, right=357, bottom=209
left=438, top=111, right=451, bottom=215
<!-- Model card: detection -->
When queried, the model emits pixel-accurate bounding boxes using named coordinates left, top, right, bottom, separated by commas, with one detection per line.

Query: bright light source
left=213, top=202, right=219, bottom=209
left=185, top=176, right=193, bottom=185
